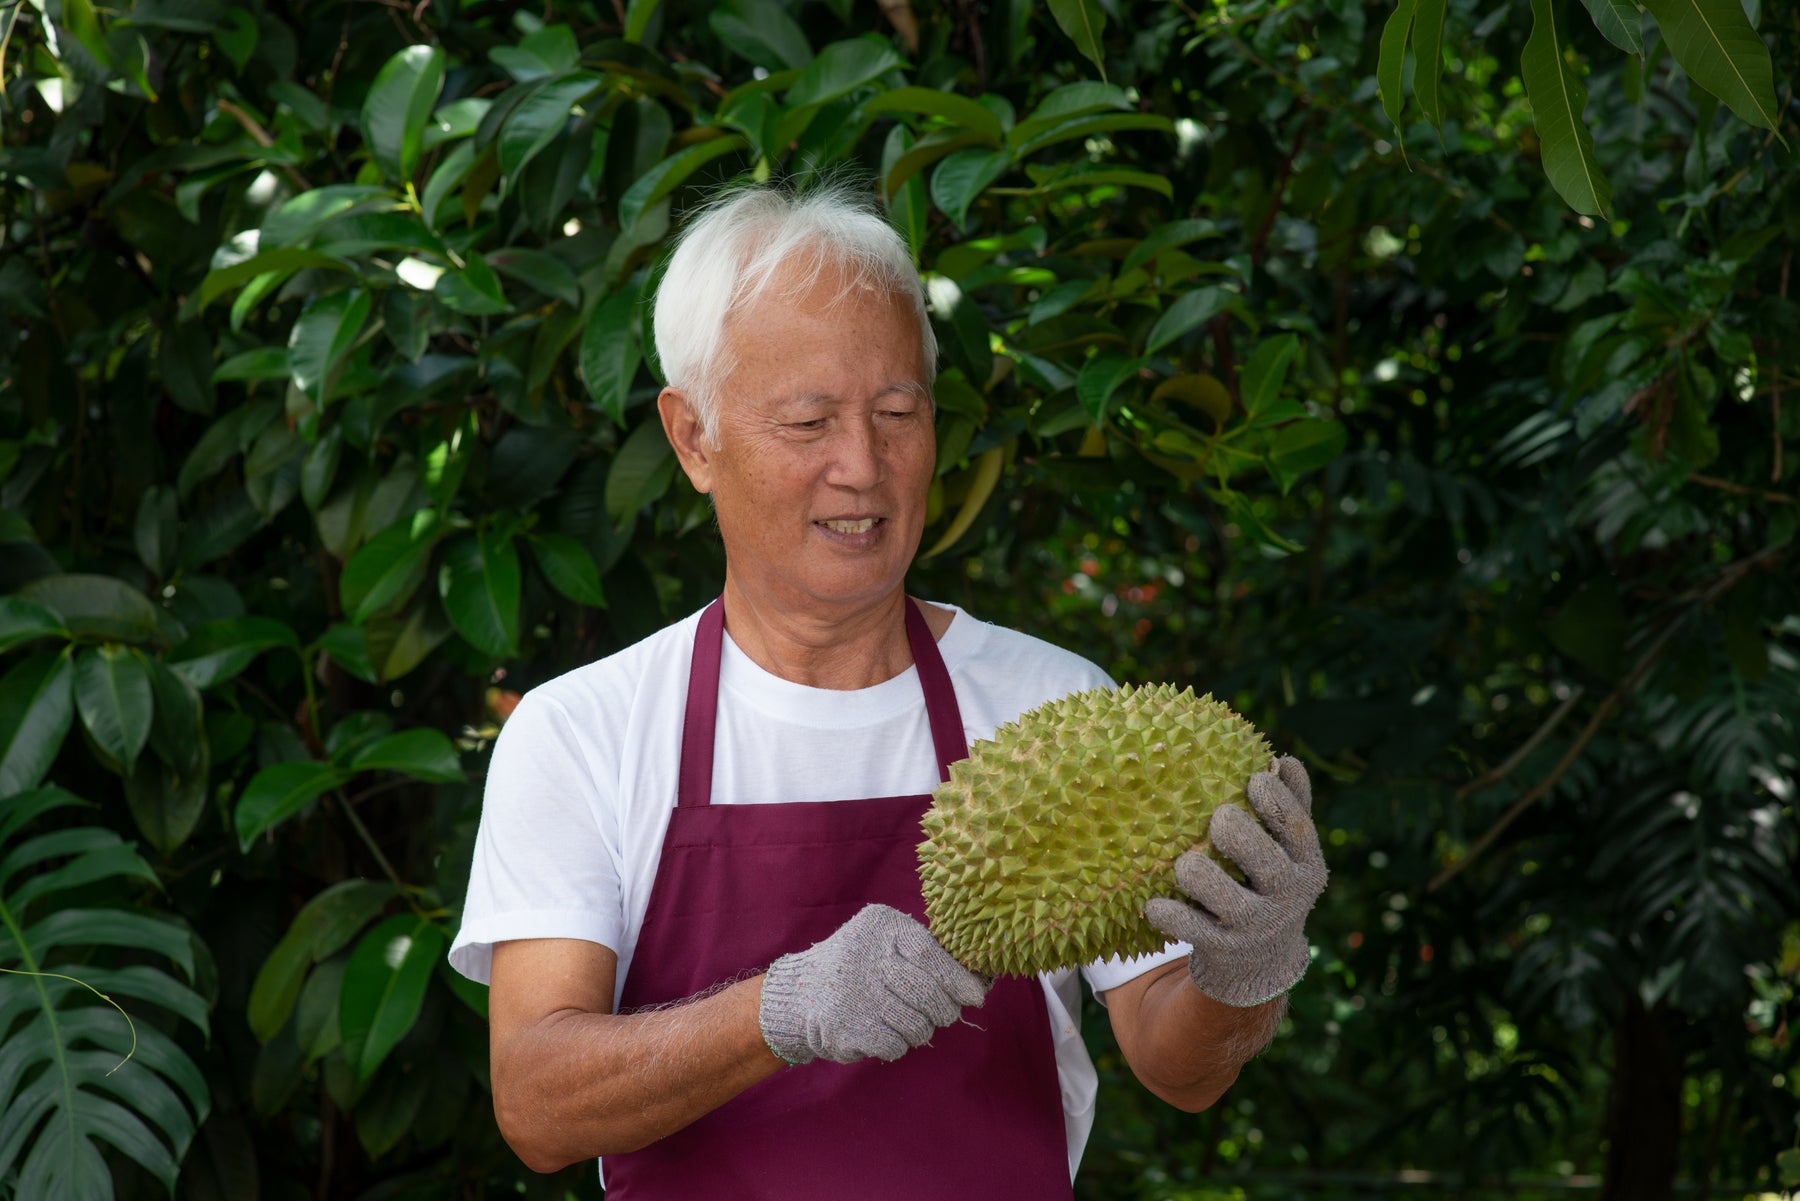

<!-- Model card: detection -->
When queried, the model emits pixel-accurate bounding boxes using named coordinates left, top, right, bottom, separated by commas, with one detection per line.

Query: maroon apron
left=604, top=597, right=1072, bottom=1199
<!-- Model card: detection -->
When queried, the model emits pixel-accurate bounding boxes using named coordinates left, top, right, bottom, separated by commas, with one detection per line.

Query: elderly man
left=448, top=183, right=1328, bottom=1197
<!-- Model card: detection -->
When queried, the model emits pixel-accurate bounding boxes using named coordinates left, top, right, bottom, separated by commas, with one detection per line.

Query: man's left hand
left=1144, top=756, right=1328, bottom=1008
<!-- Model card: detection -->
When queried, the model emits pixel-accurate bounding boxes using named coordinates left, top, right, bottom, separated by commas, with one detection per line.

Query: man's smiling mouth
left=818, top=518, right=880, bottom=534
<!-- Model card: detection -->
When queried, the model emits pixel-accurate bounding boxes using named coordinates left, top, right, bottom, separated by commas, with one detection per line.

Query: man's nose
left=826, top=417, right=885, bottom=490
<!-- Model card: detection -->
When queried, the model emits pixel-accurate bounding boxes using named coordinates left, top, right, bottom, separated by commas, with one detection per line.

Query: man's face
left=672, top=261, right=936, bottom=620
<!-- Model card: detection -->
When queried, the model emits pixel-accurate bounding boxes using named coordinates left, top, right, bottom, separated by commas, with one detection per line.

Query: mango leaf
left=289, top=290, right=373, bottom=406
left=435, top=254, right=510, bottom=316
left=709, top=0, right=812, bottom=70
left=581, top=283, right=643, bottom=426
left=248, top=880, right=397, bottom=1044
left=1076, top=350, right=1146, bottom=426
left=865, top=87, right=1004, bottom=143
left=0, top=648, right=75, bottom=795
left=1046, top=0, right=1108, bottom=79
left=1580, top=0, right=1643, bottom=53
left=438, top=529, right=521, bottom=659
left=340, top=514, right=446, bottom=623
left=604, top=419, right=677, bottom=524
left=167, top=617, right=300, bottom=689
left=1145, top=286, right=1233, bottom=355
left=1269, top=419, right=1350, bottom=493
left=73, top=645, right=153, bottom=774
left=17, top=574, right=166, bottom=645
left=1378, top=0, right=1418, bottom=128
left=1548, top=576, right=1625, bottom=678
left=1241, top=333, right=1301, bottom=418
left=361, top=45, right=445, bottom=183
left=0, top=787, right=208, bottom=1199
left=0, top=597, right=67, bottom=654
left=340, top=914, right=447, bottom=1080
left=124, top=662, right=210, bottom=854
left=785, top=36, right=905, bottom=108
left=487, top=247, right=582, bottom=308
left=1009, top=82, right=1131, bottom=149
left=617, top=135, right=748, bottom=234
left=1523, top=0, right=1612, bottom=216
left=528, top=532, right=606, bottom=606
left=1414, top=0, right=1447, bottom=127
left=347, top=729, right=463, bottom=782
left=235, top=761, right=350, bottom=851
left=211, top=347, right=289, bottom=383
left=1121, top=219, right=1222, bottom=275
left=197, top=248, right=351, bottom=310
left=930, top=147, right=1010, bottom=229
left=1640, top=0, right=1783, bottom=136
left=498, top=71, right=604, bottom=180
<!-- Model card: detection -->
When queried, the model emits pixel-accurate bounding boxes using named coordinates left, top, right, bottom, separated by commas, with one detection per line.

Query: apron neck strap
left=677, top=596, right=968, bottom=809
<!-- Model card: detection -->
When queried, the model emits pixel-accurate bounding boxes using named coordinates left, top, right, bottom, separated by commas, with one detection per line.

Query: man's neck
left=718, top=581, right=950, bottom=690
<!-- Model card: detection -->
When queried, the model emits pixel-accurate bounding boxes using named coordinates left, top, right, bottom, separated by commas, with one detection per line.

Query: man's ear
left=658, top=387, right=714, bottom=494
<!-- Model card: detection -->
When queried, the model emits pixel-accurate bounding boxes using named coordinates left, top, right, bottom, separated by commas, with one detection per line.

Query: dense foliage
left=1, top=0, right=1795, bottom=1197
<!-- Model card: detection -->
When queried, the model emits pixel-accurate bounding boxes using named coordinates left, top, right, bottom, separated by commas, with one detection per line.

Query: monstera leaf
left=0, top=787, right=211, bottom=1199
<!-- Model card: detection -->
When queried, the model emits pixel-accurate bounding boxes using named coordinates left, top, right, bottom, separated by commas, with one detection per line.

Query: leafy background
left=1, top=0, right=1795, bottom=1197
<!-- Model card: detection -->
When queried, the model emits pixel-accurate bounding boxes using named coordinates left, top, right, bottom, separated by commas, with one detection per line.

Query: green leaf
left=623, top=0, right=660, bottom=42
left=709, top=0, right=813, bottom=70
left=1046, top=0, right=1108, bottom=79
left=786, top=36, right=905, bottom=108
left=340, top=514, right=446, bottom=623
left=1548, top=576, right=1625, bottom=678
left=0, top=795, right=207, bottom=1199
left=210, top=348, right=289, bottom=383
left=1640, top=0, right=1783, bottom=136
left=1414, top=0, right=1447, bottom=127
left=1121, top=219, right=1223, bottom=275
left=249, top=880, right=396, bottom=1043
left=167, top=617, right=300, bottom=689
left=198, top=248, right=352, bottom=310
left=74, top=645, right=153, bottom=773
left=438, top=529, right=521, bottom=659
left=346, top=729, right=463, bottom=782
left=865, top=87, right=1004, bottom=144
left=617, top=135, right=748, bottom=235
left=124, top=663, right=210, bottom=854
left=361, top=45, right=446, bottom=183
left=498, top=72, right=605, bottom=181
left=1378, top=0, right=1418, bottom=129
left=340, top=915, right=446, bottom=1080
left=604, top=418, right=677, bottom=524
left=435, top=254, right=511, bottom=316
left=1145, top=286, right=1233, bottom=356
left=1579, top=0, right=1643, bottom=53
left=581, top=284, right=644, bottom=426
left=235, top=761, right=349, bottom=851
left=529, top=532, right=607, bottom=606
left=1241, top=333, right=1301, bottom=418
left=487, top=247, right=582, bottom=308
left=1523, top=0, right=1613, bottom=216
left=1268, top=419, right=1350, bottom=492
left=289, top=290, right=373, bottom=406
left=1076, top=351, right=1146, bottom=426
left=1011, top=112, right=1173, bottom=158
left=0, top=649, right=75, bottom=796
left=18, top=574, right=166, bottom=644
left=0, top=597, right=68, bottom=654
left=930, top=147, right=1011, bottom=230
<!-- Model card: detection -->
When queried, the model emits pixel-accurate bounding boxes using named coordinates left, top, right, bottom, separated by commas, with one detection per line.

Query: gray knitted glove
left=1144, top=756, right=1328, bottom=1007
left=759, top=903, right=990, bottom=1066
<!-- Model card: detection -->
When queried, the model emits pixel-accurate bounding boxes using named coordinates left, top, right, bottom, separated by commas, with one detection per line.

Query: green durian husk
left=916, top=683, right=1272, bottom=978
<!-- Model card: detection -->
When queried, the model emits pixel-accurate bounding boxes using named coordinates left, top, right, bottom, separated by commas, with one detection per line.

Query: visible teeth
left=822, top=518, right=876, bottom=534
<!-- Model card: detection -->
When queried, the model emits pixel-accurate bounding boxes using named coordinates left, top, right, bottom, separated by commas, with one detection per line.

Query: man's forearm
left=493, top=974, right=784, bottom=1170
left=1120, top=961, right=1286, bottom=1112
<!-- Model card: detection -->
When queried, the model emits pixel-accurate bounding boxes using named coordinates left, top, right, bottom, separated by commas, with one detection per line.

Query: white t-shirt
left=450, top=601, right=1188, bottom=1180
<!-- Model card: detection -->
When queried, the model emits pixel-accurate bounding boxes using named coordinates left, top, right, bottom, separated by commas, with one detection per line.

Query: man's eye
left=789, top=419, right=826, bottom=431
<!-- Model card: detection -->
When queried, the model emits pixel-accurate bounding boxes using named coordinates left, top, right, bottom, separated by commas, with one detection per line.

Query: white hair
left=651, top=180, right=939, bottom=445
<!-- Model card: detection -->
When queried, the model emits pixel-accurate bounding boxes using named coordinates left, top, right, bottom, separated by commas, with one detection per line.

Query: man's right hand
left=758, top=903, right=990, bottom=1065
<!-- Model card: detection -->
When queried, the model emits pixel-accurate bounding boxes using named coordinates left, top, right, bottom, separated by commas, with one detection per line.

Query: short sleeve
left=1080, top=943, right=1191, bottom=1003
left=448, top=691, right=625, bottom=984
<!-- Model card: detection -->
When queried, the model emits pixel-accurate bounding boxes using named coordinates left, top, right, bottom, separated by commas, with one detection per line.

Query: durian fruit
left=917, top=683, right=1271, bottom=978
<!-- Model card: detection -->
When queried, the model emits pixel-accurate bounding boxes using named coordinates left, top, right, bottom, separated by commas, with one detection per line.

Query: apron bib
left=603, top=597, right=1072, bottom=1200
